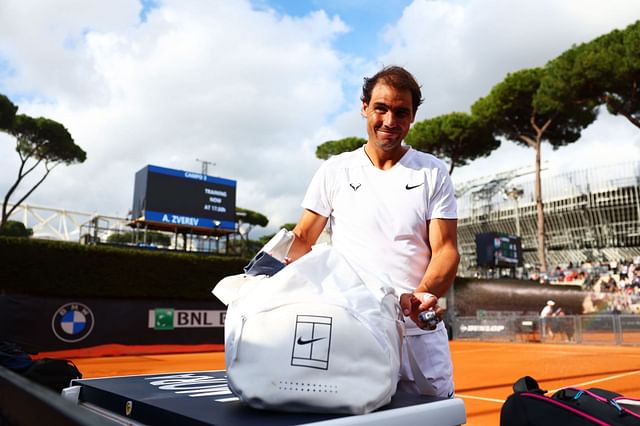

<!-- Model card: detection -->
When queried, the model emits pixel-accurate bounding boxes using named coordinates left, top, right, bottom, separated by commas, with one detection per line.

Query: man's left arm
left=400, top=218, right=460, bottom=325
left=417, top=218, right=460, bottom=299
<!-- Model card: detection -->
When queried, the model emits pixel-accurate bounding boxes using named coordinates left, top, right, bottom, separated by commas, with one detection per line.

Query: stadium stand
left=455, top=160, right=640, bottom=277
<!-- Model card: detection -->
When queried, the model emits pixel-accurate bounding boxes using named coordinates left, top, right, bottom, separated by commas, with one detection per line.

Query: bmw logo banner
left=52, top=302, right=95, bottom=343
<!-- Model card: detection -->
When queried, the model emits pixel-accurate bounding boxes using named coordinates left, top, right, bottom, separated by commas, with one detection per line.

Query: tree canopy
left=606, top=20, right=640, bottom=127
left=404, top=112, right=500, bottom=175
left=1, top=101, right=87, bottom=229
left=0, top=95, right=17, bottom=130
left=315, top=137, right=366, bottom=160
left=11, top=115, right=87, bottom=164
left=473, top=68, right=598, bottom=149
left=539, top=20, right=640, bottom=129
left=236, top=207, right=268, bottom=241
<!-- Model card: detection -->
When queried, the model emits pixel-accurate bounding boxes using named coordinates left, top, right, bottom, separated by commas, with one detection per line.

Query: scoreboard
left=475, top=232, right=523, bottom=268
left=131, top=165, right=236, bottom=232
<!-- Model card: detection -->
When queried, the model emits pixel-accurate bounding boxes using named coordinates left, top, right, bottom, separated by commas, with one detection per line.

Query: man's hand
left=399, top=292, right=445, bottom=330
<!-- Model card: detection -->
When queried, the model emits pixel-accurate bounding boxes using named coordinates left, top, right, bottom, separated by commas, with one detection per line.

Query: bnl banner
left=132, top=165, right=237, bottom=231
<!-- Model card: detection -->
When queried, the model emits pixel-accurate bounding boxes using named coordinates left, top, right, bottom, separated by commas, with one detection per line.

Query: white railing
left=6, top=203, right=127, bottom=242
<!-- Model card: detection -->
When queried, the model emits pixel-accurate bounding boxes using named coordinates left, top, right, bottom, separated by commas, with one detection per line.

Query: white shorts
left=397, top=321, right=454, bottom=398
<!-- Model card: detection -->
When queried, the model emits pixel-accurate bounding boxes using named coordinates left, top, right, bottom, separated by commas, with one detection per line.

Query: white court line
left=453, top=345, right=596, bottom=357
left=451, top=348, right=506, bottom=354
left=548, top=370, right=640, bottom=393
left=455, top=394, right=505, bottom=404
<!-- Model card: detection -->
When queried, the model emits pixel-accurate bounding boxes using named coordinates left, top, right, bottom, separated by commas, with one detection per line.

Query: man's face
left=362, top=83, right=415, bottom=153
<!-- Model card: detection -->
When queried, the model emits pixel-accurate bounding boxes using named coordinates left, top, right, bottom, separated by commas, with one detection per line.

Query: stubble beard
left=372, top=130, right=404, bottom=153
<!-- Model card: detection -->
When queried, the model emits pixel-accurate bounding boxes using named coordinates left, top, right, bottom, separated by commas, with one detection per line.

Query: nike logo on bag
left=350, top=183, right=361, bottom=191
left=297, top=337, right=326, bottom=345
left=405, top=183, right=424, bottom=190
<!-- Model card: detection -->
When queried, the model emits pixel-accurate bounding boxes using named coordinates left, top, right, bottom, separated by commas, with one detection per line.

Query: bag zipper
left=227, top=315, right=247, bottom=367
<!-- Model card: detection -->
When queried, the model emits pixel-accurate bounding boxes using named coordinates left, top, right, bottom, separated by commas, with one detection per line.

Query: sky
left=1, top=0, right=639, bottom=238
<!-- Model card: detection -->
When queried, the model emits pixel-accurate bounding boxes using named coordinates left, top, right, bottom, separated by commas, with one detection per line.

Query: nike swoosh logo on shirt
left=405, top=183, right=424, bottom=190
left=297, top=337, right=326, bottom=345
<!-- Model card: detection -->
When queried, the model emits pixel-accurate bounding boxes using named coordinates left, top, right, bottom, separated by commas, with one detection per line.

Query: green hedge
left=0, top=237, right=250, bottom=300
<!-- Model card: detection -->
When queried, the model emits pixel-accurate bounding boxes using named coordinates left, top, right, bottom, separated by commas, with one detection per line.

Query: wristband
left=422, top=292, right=438, bottom=302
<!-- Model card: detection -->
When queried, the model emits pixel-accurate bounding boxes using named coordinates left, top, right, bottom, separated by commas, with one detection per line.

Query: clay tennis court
left=65, top=340, right=640, bottom=425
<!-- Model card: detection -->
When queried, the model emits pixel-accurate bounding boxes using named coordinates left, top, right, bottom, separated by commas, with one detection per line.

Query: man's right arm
left=287, top=209, right=328, bottom=263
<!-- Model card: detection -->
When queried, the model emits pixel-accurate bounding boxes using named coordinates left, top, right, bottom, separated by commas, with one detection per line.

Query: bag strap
left=405, top=340, right=438, bottom=396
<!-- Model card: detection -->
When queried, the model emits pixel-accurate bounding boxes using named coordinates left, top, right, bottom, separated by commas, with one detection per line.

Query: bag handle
left=513, top=376, right=547, bottom=394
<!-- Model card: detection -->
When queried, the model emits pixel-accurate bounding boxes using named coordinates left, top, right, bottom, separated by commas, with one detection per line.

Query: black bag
left=500, top=376, right=640, bottom=426
left=0, top=341, right=34, bottom=372
left=22, top=358, right=83, bottom=393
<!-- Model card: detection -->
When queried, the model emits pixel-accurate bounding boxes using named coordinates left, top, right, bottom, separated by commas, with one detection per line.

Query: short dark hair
left=360, top=66, right=423, bottom=115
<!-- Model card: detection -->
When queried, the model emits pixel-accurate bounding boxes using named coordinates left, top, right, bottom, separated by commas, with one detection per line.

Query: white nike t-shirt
left=301, top=146, right=457, bottom=297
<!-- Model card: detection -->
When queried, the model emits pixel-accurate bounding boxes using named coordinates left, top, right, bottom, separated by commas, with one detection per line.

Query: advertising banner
left=0, top=293, right=226, bottom=353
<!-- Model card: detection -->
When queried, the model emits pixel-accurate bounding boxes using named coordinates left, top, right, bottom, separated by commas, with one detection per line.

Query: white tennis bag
left=213, top=244, right=404, bottom=414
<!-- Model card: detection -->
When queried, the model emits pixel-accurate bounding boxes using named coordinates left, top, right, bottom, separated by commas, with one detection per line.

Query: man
left=540, top=300, right=556, bottom=338
left=286, top=65, right=459, bottom=398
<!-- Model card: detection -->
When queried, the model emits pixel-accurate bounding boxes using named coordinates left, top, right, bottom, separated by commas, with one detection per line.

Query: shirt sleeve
left=301, top=161, right=332, bottom=218
left=427, top=162, right=458, bottom=220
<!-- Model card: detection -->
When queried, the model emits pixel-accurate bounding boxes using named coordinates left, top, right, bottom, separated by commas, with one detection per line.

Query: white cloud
left=0, top=0, right=139, bottom=101
left=1, top=0, right=639, bottom=237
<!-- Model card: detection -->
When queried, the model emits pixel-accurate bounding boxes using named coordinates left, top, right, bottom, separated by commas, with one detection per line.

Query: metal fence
left=452, top=314, right=640, bottom=346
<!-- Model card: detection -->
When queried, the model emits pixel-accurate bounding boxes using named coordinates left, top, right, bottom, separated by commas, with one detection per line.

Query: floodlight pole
left=504, top=187, right=524, bottom=238
left=195, top=158, right=216, bottom=176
